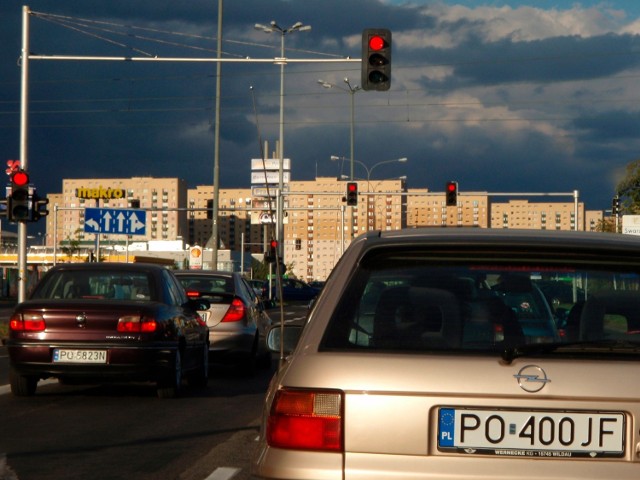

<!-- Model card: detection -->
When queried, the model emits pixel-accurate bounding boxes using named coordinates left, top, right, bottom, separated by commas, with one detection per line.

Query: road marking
left=204, top=467, right=240, bottom=480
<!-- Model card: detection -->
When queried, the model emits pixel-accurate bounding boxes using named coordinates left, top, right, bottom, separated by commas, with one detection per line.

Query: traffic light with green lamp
left=361, top=28, right=391, bottom=91
left=8, top=169, right=32, bottom=222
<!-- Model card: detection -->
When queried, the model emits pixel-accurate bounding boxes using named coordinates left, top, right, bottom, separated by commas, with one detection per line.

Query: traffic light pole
left=17, top=6, right=31, bottom=302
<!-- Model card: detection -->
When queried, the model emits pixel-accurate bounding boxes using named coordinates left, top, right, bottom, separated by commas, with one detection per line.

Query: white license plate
left=53, top=349, right=107, bottom=364
left=438, top=408, right=625, bottom=458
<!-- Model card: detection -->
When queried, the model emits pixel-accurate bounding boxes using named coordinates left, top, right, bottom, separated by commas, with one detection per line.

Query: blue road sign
left=84, top=208, right=146, bottom=235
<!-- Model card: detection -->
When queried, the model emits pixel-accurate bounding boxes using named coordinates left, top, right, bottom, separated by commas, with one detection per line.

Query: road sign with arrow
left=84, top=207, right=146, bottom=235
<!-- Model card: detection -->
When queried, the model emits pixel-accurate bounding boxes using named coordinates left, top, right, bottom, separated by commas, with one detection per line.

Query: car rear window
left=31, top=270, right=153, bottom=301
left=321, top=248, right=640, bottom=355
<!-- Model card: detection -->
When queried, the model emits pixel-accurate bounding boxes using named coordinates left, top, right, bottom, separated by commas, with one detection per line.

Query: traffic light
left=346, top=182, right=358, bottom=206
left=445, top=181, right=458, bottom=207
left=612, top=196, right=620, bottom=216
left=8, top=169, right=32, bottom=222
left=265, top=239, right=278, bottom=263
left=31, top=192, right=49, bottom=221
left=361, top=28, right=391, bottom=91
left=206, top=199, right=214, bottom=219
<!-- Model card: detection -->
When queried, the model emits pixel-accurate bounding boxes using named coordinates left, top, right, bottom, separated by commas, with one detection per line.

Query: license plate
left=438, top=407, right=625, bottom=458
left=53, top=349, right=107, bottom=364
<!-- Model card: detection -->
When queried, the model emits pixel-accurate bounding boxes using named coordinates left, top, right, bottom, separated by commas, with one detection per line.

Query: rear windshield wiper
left=502, top=339, right=640, bottom=362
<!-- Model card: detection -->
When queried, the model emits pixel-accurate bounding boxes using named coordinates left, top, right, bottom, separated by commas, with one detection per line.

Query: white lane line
left=204, top=467, right=241, bottom=480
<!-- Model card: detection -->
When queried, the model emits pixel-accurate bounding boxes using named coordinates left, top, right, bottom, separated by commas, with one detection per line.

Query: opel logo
left=76, top=313, right=87, bottom=328
left=514, top=365, right=550, bottom=393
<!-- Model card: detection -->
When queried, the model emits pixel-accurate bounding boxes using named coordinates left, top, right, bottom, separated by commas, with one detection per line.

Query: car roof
left=356, top=228, right=640, bottom=257
left=45, top=262, right=169, bottom=273
left=174, top=270, right=236, bottom=278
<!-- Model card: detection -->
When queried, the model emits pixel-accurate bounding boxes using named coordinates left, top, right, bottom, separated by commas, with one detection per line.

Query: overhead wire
left=5, top=10, right=639, bottom=130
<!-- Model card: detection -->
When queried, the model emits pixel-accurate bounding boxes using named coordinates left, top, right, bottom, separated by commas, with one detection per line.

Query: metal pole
left=210, top=0, right=223, bottom=268
left=18, top=6, right=30, bottom=302
left=53, top=204, right=58, bottom=265
left=277, top=33, right=285, bottom=260
left=574, top=190, right=579, bottom=231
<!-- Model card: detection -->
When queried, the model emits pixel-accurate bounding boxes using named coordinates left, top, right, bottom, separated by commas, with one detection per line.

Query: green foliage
left=616, top=159, right=640, bottom=214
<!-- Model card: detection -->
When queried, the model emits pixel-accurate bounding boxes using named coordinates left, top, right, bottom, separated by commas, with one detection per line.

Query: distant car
left=175, top=271, right=272, bottom=370
left=6, top=263, right=210, bottom=399
left=246, top=278, right=266, bottom=297
left=253, top=228, right=640, bottom=480
left=261, top=278, right=320, bottom=302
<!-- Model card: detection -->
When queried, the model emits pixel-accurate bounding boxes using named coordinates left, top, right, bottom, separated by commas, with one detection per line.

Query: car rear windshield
left=321, top=248, right=640, bottom=356
left=31, top=270, right=153, bottom=301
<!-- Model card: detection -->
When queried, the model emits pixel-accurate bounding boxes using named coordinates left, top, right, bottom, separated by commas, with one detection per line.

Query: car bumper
left=7, top=341, right=177, bottom=381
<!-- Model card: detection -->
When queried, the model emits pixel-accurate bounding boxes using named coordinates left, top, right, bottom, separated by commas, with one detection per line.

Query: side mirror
left=266, top=324, right=303, bottom=355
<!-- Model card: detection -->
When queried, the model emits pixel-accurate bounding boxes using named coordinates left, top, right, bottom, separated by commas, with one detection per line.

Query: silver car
left=253, top=229, right=640, bottom=479
left=175, top=271, right=272, bottom=371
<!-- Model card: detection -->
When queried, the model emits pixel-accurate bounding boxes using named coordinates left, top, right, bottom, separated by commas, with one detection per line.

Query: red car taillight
left=117, top=315, right=157, bottom=332
left=267, top=389, right=343, bottom=452
left=9, top=313, right=46, bottom=332
left=222, top=298, right=245, bottom=322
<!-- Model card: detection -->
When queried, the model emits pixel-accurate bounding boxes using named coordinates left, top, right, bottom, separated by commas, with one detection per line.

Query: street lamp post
left=332, top=156, right=408, bottom=184
left=318, top=78, right=361, bottom=181
left=331, top=156, right=408, bottom=235
left=255, top=21, right=311, bottom=257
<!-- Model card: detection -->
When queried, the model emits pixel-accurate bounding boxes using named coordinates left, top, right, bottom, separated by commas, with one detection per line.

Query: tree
left=616, top=159, right=640, bottom=215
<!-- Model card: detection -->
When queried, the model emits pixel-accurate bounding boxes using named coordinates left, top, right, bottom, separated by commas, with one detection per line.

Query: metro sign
left=84, top=207, right=146, bottom=235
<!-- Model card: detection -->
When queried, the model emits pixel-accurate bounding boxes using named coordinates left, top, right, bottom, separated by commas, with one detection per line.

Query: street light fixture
left=331, top=155, right=408, bottom=183
left=254, top=20, right=311, bottom=260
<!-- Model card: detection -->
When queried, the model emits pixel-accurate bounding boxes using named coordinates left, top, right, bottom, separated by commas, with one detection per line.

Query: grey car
left=253, top=228, right=640, bottom=480
left=175, top=271, right=272, bottom=371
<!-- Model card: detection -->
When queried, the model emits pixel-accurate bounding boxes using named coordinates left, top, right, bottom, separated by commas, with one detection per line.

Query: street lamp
left=331, top=155, right=408, bottom=184
left=255, top=20, right=311, bottom=258
left=318, top=78, right=361, bottom=181
left=332, top=156, right=407, bottom=235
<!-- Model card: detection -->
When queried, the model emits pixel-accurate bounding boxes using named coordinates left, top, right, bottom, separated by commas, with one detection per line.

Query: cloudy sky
left=2, top=0, right=640, bottom=213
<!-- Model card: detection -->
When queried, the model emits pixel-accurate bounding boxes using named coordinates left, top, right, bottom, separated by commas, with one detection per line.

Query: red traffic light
left=369, top=35, right=386, bottom=51
left=11, top=170, right=29, bottom=186
left=447, top=182, right=457, bottom=192
left=347, top=183, right=357, bottom=192
left=270, top=239, right=278, bottom=249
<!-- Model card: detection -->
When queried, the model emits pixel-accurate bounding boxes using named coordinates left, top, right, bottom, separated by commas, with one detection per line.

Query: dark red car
left=6, top=263, right=210, bottom=398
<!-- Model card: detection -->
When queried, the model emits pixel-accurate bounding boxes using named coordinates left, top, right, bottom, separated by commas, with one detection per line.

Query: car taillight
left=9, top=313, right=46, bottom=332
left=222, top=298, right=245, bottom=322
left=117, top=315, right=157, bottom=332
left=186, top=290, right=201, bottom=298
left=267, top=389, right=343, bottom=452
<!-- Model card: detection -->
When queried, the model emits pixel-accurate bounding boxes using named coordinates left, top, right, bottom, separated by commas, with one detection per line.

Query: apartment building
left=43, top=175, right=596, bottom=281
left=47, top=177, right=187, bottom=247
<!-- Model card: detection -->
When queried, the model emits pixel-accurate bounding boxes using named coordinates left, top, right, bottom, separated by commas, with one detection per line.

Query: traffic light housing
left=295, top=238, right=302, bottom=250
left=346, top=182, right=358, bottom=206
left=445, top=181, right=458, bottom=207
left=8, top=169, right=32, bottom=222
left=612, top=196, right=620, bottom=216
left=31, top=193, right=49, bottom=221
left=265, top=239, right=278, bottom=263
left=206, top=199, right=214, bottom=219
left=361, top=28, right=391, bottom=91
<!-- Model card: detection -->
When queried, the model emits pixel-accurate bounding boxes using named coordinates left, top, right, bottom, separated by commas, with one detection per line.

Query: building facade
left=44, top=175, right=599, bottom=281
